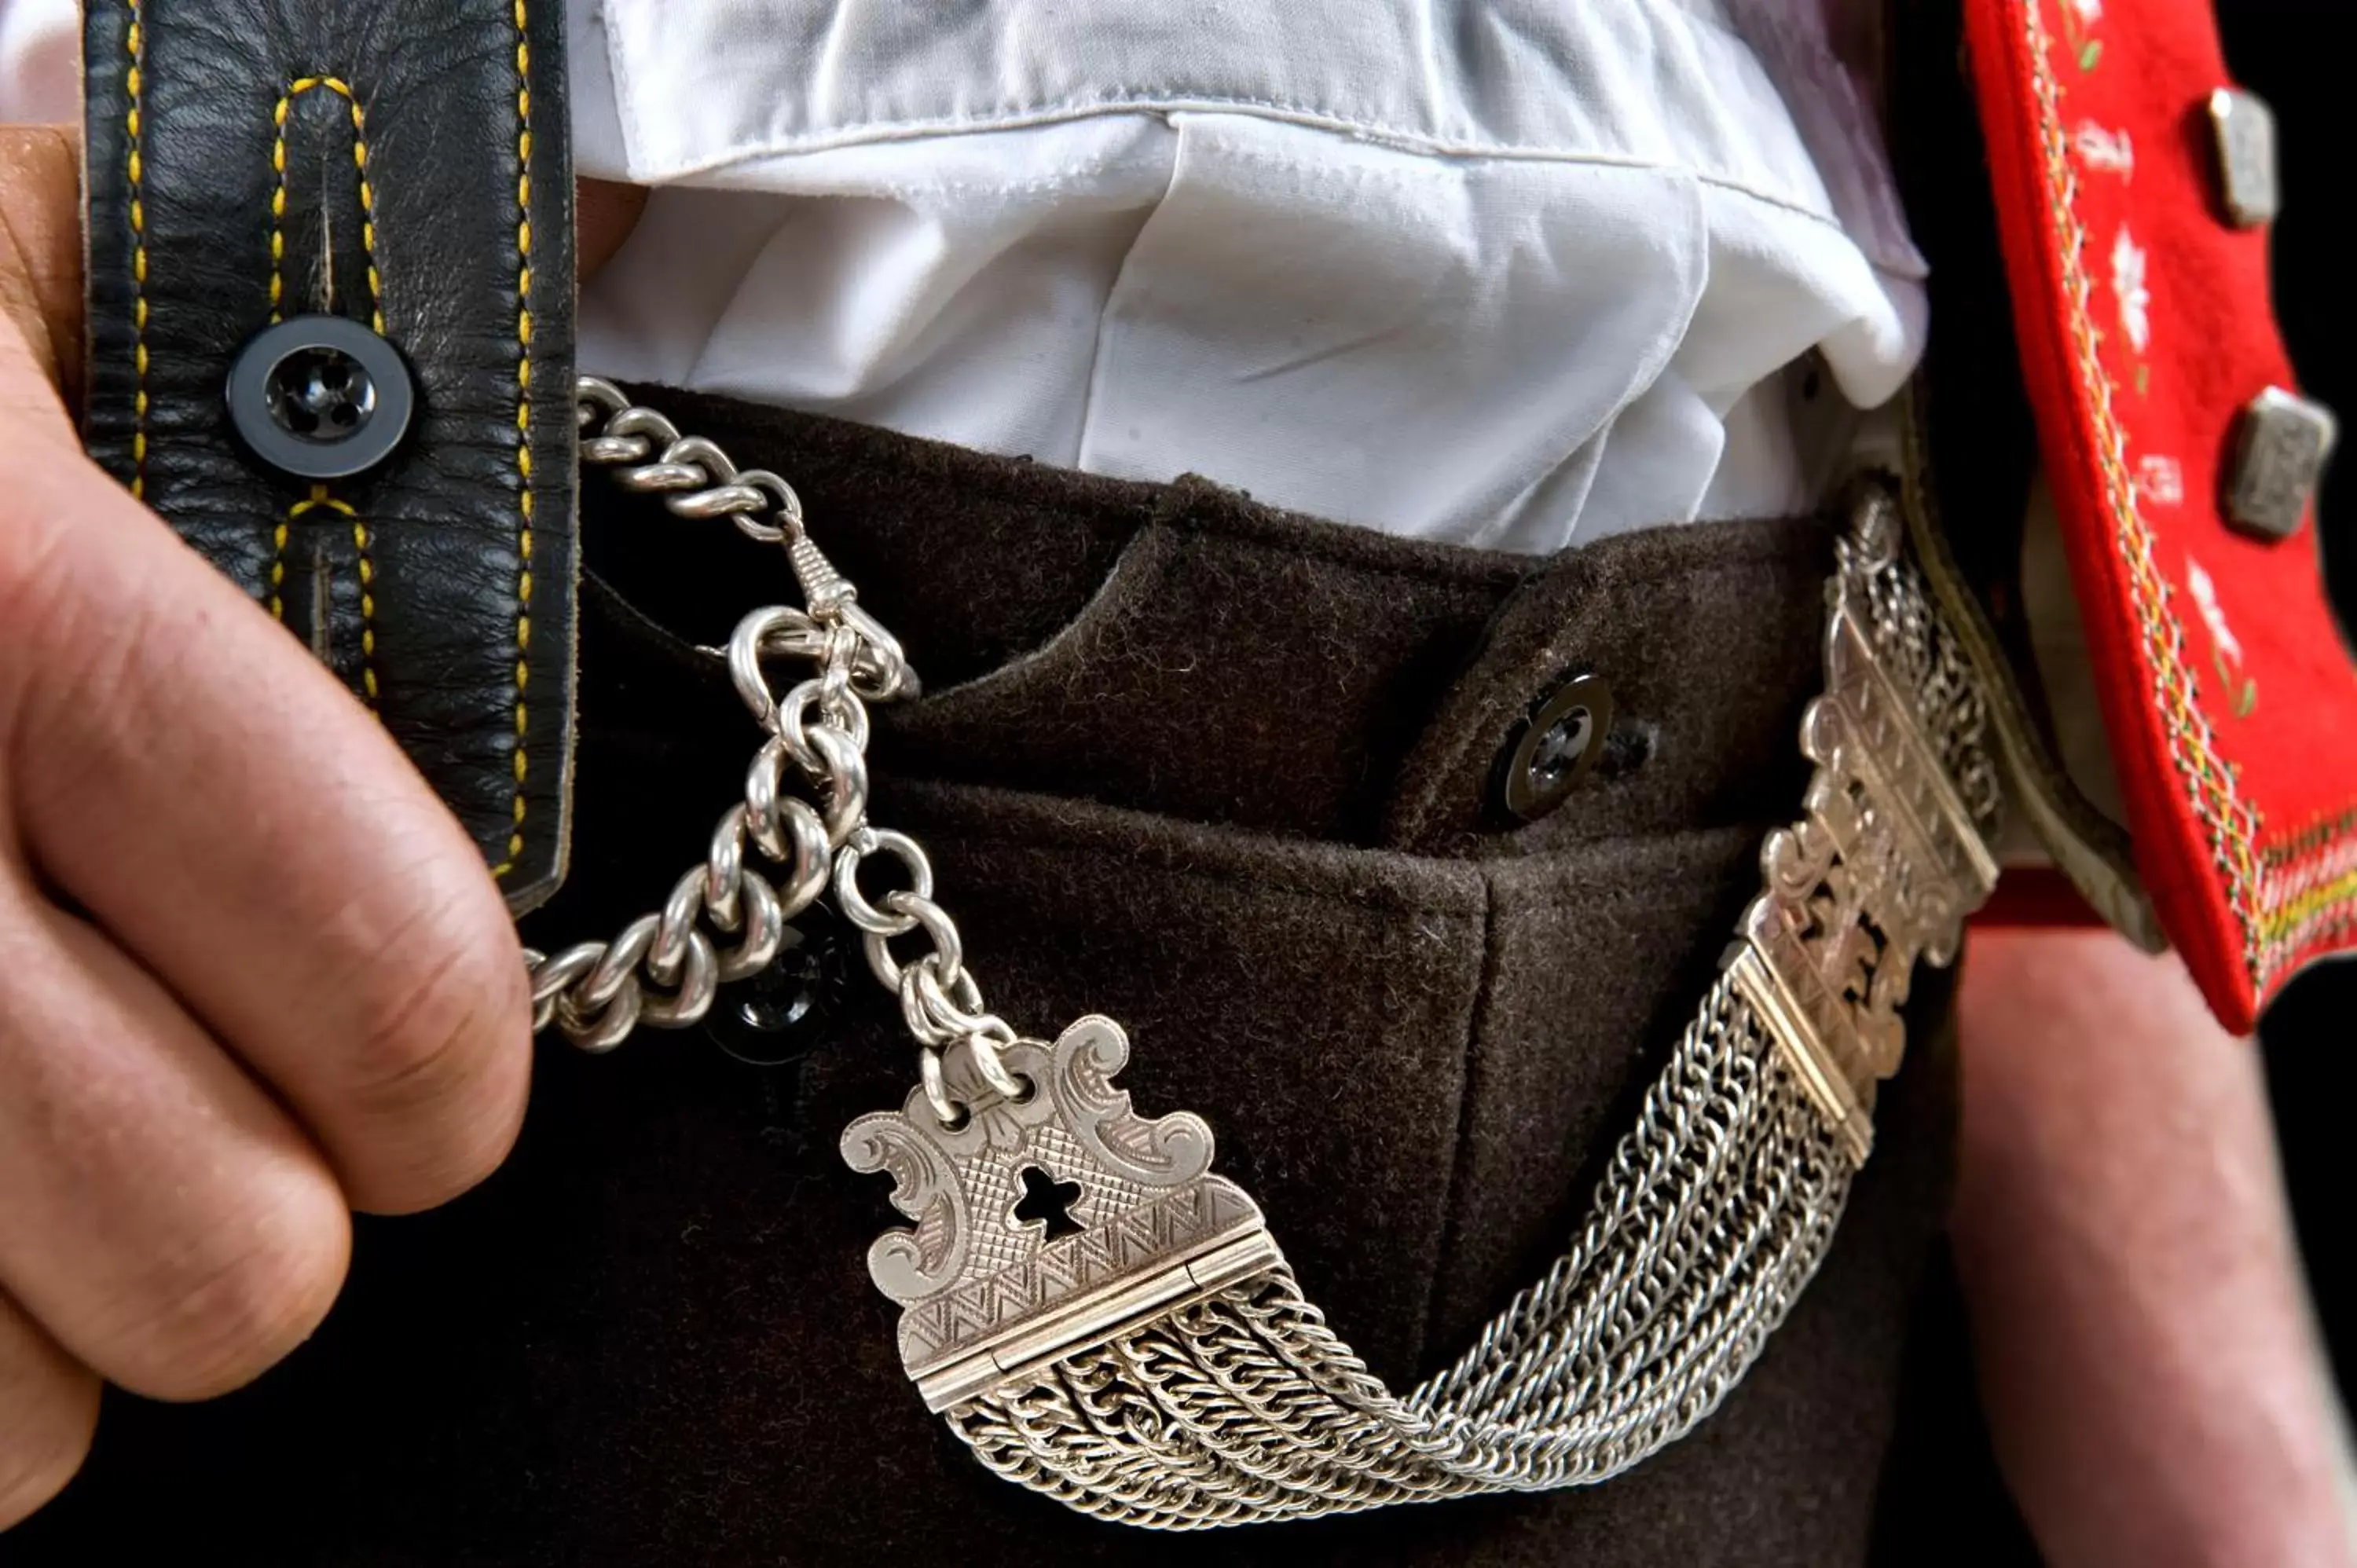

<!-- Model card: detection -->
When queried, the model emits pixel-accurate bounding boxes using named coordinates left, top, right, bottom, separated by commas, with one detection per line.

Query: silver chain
left=525, top=377, right=1021, bottom=1120
left=945, top=972, right=1855, bottom=1526
left=541, top=386, right=2000, bottom=1530
left=922, top=484, right=2001, bottom=1527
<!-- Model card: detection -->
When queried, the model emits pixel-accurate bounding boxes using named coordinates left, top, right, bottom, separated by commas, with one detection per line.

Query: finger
left=0, top=890, right=350, bottom=1402
left=0, top=1292, right=99, bottom=1533
left=0, top=449, right=534, bottom=1215
left=0, top=126, right=81, bottom=419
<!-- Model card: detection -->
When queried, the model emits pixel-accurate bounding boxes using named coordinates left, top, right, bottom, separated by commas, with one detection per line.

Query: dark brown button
left=1501, top=672, right=1616, bottom=822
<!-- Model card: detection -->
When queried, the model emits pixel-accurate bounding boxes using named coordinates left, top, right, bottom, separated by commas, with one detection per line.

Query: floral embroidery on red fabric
left=1967, top=0, right=2357, bottom=1030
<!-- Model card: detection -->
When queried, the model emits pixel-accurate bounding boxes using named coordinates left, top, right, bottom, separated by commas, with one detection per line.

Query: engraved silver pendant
left=543, top=385, right=2001, bottom=1531
left=840, top=1017, right=1281, bottom=1412
left=823, top=481, right=2003, bottom=1529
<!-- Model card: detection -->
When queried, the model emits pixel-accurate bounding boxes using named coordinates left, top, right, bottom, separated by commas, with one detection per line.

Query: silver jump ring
left=960, top=1024, right=1029, bottom=1104
left=895, top=960, right=1003, bottom=1055
left=581, top=433, right=653, bottom=463
left=664, top=483, right=770, bottom=522
left=621, top=459, right=714, bottom=494
left=834, top=829, right=933, bottom=937
left=602, top=405, right=680, bottom=448
left=895, top=956, right=986, bottom=1049
left=526, top=942, right=605, bottom=1034
left=703, top=806, right=750, bottom=929
left=650, top=866, right=710, bottom=981
left=907, top=960, right=1003, bottom=1047
left=920, top=1048, right=964, bottom=1129
left=861, top=889, right=966, bottom=994
left=526, top=942, right=603, bottom=1007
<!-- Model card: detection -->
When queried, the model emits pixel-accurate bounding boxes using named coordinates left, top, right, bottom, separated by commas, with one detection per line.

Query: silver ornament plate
left=841, top=1016, right=1281, bottom=1412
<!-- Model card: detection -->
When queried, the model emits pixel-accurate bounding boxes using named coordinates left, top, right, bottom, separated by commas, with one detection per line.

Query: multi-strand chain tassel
left=544, top=380, right=2002, bottom=1529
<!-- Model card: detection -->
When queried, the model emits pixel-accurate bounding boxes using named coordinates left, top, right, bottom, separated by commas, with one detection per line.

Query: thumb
left=0, top=126, right=78, bottom=423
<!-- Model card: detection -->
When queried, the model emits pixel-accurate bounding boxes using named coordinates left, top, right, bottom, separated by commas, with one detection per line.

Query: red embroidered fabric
left=1965, top=0, right=2356, bottom=1031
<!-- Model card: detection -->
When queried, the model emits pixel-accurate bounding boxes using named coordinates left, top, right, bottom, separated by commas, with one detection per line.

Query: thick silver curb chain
left=526, top=377, right=1022, bottom=1120
left=538, top=379, right=2003, bottom=1529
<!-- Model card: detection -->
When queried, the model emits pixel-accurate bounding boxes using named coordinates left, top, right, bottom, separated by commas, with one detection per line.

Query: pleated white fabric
left=0, top=0, right=1928, bottom=550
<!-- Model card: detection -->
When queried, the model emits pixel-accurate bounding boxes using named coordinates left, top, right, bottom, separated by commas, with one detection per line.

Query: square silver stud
left=2209, top=87, right=2279, bottom=229
left=2227, top=386, right=2337, bottom=541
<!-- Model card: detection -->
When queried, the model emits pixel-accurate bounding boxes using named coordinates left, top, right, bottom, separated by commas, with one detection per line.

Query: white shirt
left=1, top=0, right=1926, bottom=552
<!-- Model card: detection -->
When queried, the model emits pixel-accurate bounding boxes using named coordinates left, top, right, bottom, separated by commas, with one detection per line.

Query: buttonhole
left=1594, top=718, right=1658, bottom=780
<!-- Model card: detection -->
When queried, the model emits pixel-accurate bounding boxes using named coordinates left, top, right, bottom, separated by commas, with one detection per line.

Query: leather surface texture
left=80, top=0, right=580, bottom=910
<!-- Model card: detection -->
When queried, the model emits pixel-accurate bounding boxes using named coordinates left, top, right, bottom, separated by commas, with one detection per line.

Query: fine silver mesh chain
left=948, top=977, right=1853, bottom=1526
left=536, top=378, right=1998, bottom=1528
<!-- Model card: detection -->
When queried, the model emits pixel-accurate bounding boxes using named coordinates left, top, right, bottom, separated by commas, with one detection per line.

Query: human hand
left=0, top=129, right=643, bottom=1529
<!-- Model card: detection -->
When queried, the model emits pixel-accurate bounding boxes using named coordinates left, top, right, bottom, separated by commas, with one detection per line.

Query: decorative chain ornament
left=537, top=379, right=2003, bottom=1528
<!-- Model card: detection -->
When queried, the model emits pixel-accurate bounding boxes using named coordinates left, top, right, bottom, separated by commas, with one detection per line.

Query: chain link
left=922, top=477, right=2001, bottom=1528
left=948, top=973, right=1853, bottom=1526
left=538, top=385, right=1998, bottom=1530
left=526, top=378, right=1014, bottom=1120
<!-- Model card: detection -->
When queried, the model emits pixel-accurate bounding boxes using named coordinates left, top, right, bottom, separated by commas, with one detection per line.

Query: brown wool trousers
left=14, top=390, right=1984, bottom=1566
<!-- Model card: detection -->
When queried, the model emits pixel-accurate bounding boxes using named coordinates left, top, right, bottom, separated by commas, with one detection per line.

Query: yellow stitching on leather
left=495, top=0, right=534, bottom=880
left=353, top=509, right=378, bottom=705
left=266, top=79, right=383, bottom=706
left=126, top=2, right=148, bottom=499
left=283, top=488, right=375, bottom=701
left=271, top=77, right=381, bottom=334
left=269, top=519, right=288, bottom=621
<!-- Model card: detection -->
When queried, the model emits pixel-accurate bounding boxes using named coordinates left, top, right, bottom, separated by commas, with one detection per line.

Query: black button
left=1501, top=672, right=1616, bottom=822
left=225, top=314, right=415, bottom=480
left=702, top=904, right=848, bottom=1068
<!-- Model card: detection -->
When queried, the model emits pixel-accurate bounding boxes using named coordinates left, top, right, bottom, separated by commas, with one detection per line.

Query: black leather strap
left=80, top=0, right=580, bottom=911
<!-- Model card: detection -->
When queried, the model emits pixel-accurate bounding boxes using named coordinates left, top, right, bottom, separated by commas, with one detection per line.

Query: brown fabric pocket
left=820, top=776, right=1778, bottom=1383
